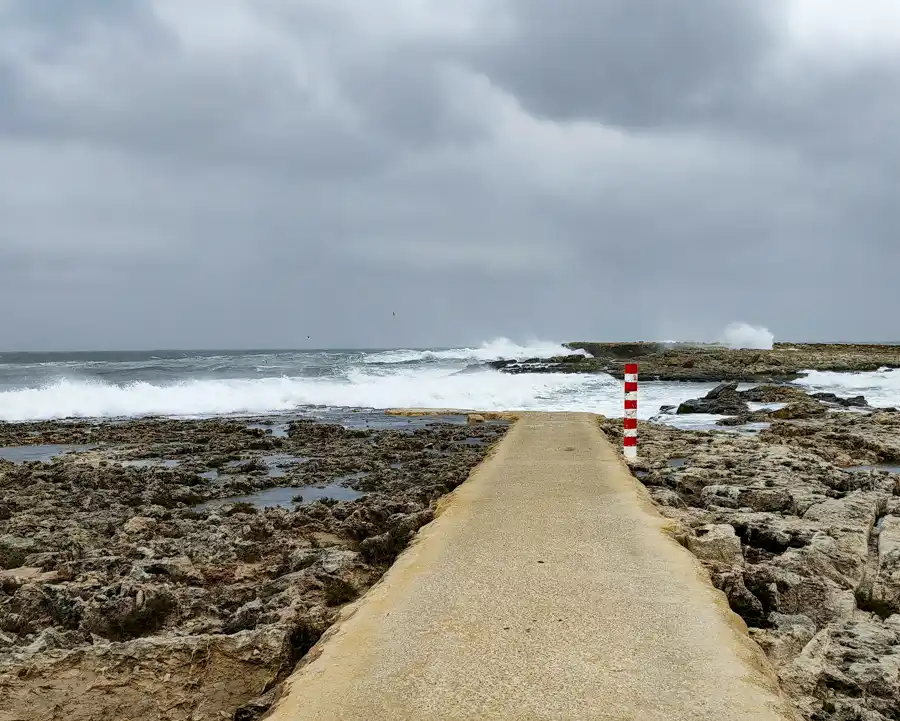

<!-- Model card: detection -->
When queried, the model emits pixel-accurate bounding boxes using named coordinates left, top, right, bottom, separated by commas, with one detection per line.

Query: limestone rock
left=769, top=402, right=827, bottom=420
left=872, top=515, right=900, bottom=615
left=779, top=618, right=900, bottom=720
left=750, top=613, right=816, bottom=668
left=122, top=516, right=157, bottom=536
left=0, top=626, right=295, bottom=721
left=700, top=485, right=793, bottom=513
left=0, top=535, right=37, bottom=569
left=687, top=524, right=743, bottom=566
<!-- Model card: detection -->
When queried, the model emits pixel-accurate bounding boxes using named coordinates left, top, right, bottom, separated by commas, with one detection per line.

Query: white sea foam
left=721, top=322, right=775, bottom=349
left=794, top=368, right=900, bottom=408
left=2, top=338, right=897, bottom=424
left=0, top=368, right=707, bottom=422
left=362, top=338, right=588, bottom=364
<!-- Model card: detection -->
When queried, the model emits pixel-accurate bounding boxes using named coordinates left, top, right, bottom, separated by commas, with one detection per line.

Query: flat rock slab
left=268, top=412, right=799, bottom=721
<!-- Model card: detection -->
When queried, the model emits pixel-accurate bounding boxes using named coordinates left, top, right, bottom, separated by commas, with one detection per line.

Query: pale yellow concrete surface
left=267, top=412, right=800, bottom=721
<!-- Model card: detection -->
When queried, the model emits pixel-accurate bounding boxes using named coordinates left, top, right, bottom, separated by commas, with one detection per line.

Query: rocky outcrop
left=870, top=515, right=900, bottom=617
left=483, top=342, right=900, bottom=382
left=777, top=617, right=900, bottom=721
left=0, top=415, right=508, bottom=721
left=0, top=626, right=296, bottom=721
left=686, top=524, right=743, bottom=565
left=676, top=382, right=751, bottom=416
left=810, top=392, right=869, bottom=408
left=602, top=408, right=900, bottom=720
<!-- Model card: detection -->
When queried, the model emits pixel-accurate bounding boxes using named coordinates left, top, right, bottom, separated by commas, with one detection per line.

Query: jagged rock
left=122, top=516, right=157, bottom=536
left=224, top=598, right=264, bottom=634
left=648, top=488, right=683, bottom=507
left=80, top=584, right=176, bottom=640
left=0, top=626, right=295, bottom=721
left=234, top=689, right=278, bottom=721
left=779, top=617, right=900, bottom=720
left=0, top=535, right=37, bottom=569
left=700, top=486, right=793, bottom=513
left=598, top=411, right=900, bottom=720
left=750, top=613, right=817, bottom=668
left=25, top=627, right=72, bottom=653
left=804, top=492, right=880, bottom=533
left=810, top=392, right=869, bottom=408
left=769, top=402, right=827, bottom=420
left=740, top=385, right=810, bottom=403
left=871, top=515, right=900, bottom=616
left=316, top=548, right=358, bottom=575
left=707, top=381, right=740, bottom=399
left=131, top=556, right=205, bottom=585
left=0, top=566, right=59, bottom=585
left=710, top=568, right=765, bottom=625
left=677, top=382, right=750, bottom=416
left=687, top=524, right=743, bottom=565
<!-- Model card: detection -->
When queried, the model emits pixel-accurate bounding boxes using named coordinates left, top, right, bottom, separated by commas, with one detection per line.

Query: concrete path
left=267, top=412, right=799, bottom=721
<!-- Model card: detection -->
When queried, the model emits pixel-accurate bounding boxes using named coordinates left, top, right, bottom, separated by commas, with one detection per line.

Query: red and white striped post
left=623, top=363, right=638, bottom=460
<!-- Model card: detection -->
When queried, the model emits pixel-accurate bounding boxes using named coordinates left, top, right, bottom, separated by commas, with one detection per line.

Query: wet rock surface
left=664, top=384, right=875, bottom=430
left=603, top=396, right=900, bottom=720
left=485, top=342, right=900, bottom=382
left=0, top=414, right=507, bottom=721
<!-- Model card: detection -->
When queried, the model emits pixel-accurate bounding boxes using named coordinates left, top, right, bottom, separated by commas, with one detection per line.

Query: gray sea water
left=0, top=340, right=897, bottom=424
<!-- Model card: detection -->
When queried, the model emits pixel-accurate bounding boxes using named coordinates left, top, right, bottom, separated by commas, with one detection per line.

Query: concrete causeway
left=266, top=412, right=799, bottom=720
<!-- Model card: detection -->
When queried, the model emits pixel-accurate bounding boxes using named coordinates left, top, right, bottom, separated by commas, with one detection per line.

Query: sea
left=0, top=339, right=898, bottom=428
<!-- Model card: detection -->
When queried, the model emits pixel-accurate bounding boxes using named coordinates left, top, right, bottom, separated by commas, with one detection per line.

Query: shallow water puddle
left=262, top=454, right=310, bottom=477
left=0, top=444, right=97, bottom=463
left=224, top=454, right=310, bottom=477
left=246, top=422, right=289, bottom=438
left=198, top=481, right=364, bottom=510
left=668, top=458, right=688, bottom=468
left=845, top=464, right=900, bottom=474
left=121, top=458, right=179, bottom=469
left=722, top=422, right=771, bottom=435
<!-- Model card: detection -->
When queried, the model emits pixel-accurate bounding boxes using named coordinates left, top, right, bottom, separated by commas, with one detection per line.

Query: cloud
left=0, top=0, right=898, bottom=349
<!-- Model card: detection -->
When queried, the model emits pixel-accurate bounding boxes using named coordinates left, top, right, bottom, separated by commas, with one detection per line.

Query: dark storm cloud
left=0, top=0, right=898, bottom=349
left=469, top=0, right=780, bottom=127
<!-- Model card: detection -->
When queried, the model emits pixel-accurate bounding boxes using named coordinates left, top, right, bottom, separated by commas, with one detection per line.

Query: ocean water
left=0, top=339, right=897, bottom=424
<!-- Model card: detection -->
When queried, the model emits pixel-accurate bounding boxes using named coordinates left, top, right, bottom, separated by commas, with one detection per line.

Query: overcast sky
left=1, top=0, right=898, bottom=350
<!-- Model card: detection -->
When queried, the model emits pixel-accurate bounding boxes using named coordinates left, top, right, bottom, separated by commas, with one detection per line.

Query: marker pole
left=624, top=363, right=638, bottom=460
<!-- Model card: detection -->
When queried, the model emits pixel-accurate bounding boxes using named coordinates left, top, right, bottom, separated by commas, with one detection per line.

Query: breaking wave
left=0, top=370, right=596, bottom=421
left=362, top=338, right=588, bottom=364
left=794, top=368, right=900, bottom=408
left=721, top=322, right=775, bottom=350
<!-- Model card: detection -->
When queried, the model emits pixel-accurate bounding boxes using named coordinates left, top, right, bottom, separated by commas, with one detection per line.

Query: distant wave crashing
left=794, top=368, right=900, bottom=408
left=3, top=337, right=898, bottom=422
left=721, top=322, right=774, bottom=350
left=0, top=339, right=594, bottom=422
left=362, top=338, right=587, bottom=364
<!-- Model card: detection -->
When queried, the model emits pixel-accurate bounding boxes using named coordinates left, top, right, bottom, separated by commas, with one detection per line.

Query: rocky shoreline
left=483, top=342, right=900, bottom=382
left=603, top=389, right=900, bottom=720
left=0, top=413, right=508, bottom=721
left=4, top=383, right=900, bottom=720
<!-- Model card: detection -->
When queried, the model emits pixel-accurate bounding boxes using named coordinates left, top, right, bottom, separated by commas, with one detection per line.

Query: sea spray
left=0, top=370, right=713, bottom=422
left=794, top=368, right=900, bottom=408
left=363, top=338, right=589, bottom=364
left=721, top=322, right=775, bottom=350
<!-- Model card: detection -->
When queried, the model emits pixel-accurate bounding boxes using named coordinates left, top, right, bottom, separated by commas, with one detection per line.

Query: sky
left=1, top=0, right=898, bottom=350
